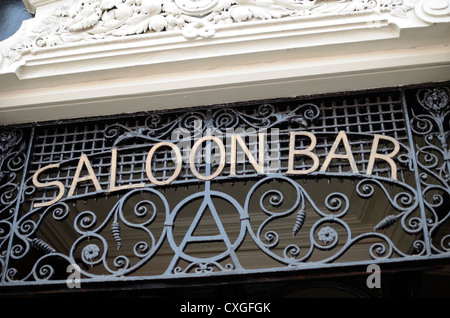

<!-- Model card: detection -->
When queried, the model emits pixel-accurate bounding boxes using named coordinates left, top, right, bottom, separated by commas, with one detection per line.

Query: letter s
left=32, top=163, right=65, bottom=209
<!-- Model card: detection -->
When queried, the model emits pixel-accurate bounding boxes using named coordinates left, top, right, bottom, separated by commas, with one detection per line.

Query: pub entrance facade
left=1, top=0, right=450, bottom=298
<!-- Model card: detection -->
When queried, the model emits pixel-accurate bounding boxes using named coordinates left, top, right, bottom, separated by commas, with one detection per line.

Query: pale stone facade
left=0, top=0, right=449, bottom=124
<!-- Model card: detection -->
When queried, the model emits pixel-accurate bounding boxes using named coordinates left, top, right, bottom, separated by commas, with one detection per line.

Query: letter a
left=67, top=154, right=102, bottom=197
left=320, top=131, right=358, bottom=173
left=66, top=264, right=81, bottom=289
left=366, top=264, right=381, bottom=289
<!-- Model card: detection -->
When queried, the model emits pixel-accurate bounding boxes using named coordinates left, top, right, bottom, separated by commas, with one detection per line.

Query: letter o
left=146, top=142, right=182, bottom=186
left=190, top=135, right=225, bottom=181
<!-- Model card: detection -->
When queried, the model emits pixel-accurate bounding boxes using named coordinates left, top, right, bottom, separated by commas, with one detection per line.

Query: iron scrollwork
left=0, top=86, right=449, bottom=286
left=104, top=103, right=320, bottom=146
left=8, top=176, right=421, bottom=281
left=0, top=129, right=28, bottom=282
left=410, top=87, right=450, bottom=254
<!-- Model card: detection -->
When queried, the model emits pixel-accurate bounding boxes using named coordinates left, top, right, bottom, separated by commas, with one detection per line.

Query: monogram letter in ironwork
left=67, top=154, right=102, bottom=197
left=287, top=131, right=320, bottom=175
left=230, top=133, right=265, bottom=175
left=146, top=142, right=183, bottom=186
left=189, top=135, right=226, bottom=181
left=366, top=134, right=400, bottom=181
left=320, top=130, right=359, bottom=174
left=32, top=164, right=65, bottom=208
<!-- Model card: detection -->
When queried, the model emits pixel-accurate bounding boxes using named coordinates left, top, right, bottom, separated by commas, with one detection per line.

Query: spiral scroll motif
left=4, top=87, right=449, bottom=286
left=175, top=0, right=219, bottom=16
left=0, top=129, right=28, bottom=283
left=410, top=87, right=450, bottom=254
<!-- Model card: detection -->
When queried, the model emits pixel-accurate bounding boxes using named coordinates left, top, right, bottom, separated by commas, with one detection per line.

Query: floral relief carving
left=1, top=0, right=418, bottom=64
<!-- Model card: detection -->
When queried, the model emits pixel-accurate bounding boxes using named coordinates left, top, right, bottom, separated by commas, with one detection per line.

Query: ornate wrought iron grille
left=0, top=83, right=449, bottom=288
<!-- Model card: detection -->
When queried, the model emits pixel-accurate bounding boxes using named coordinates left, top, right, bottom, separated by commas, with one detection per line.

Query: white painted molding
left=1, top=0, right=422, bottom=64
left=0, top=0, right=449, bottom=125
left=415, top=0, right=450, bottom=22
left=21, top=0, right=60, bottom=14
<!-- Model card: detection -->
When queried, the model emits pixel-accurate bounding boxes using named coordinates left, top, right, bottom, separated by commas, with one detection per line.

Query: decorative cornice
left=22, top=0, right=61, bottom=14
left=415, top=0, right=450, bottom=22
left=0, top=0, right=448, bottom=126
left=0, top=0, right=423, bottom=64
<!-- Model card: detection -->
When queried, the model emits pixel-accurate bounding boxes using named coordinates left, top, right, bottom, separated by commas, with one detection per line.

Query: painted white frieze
left=1, top=0, right=432, bottom=64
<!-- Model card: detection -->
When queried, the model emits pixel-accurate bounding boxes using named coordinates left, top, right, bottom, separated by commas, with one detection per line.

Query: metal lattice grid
left=0, top=84, right=448, bottom=287
left=24, top=90, right=410, bottom=207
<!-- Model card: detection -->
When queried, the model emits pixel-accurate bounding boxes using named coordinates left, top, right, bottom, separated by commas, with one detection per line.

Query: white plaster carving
left=175, top=0, right=219, bottom=16
left=415, top=0, right=450, bottom=22
left=1, top=0, right=420, bottom=64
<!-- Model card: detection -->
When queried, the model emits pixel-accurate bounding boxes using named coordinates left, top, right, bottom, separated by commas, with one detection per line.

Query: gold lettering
left=32, top=164, right=65, bottom=208
left=366, top=134, right=400, bottom=180
left=146, top=142, right=182, bottom=186
left=287, top=131, right=320, bottom=175
left=109, top=148, right=145, bottom=192
left=320, top=130, right=358, bottom=173
left=67, top=154, right=102, bottom=197
left=30, top=131, right=402, bottom=207
left=190, top=136, right=225, bottom=181
left=230, top=133, right=265, bottom=175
